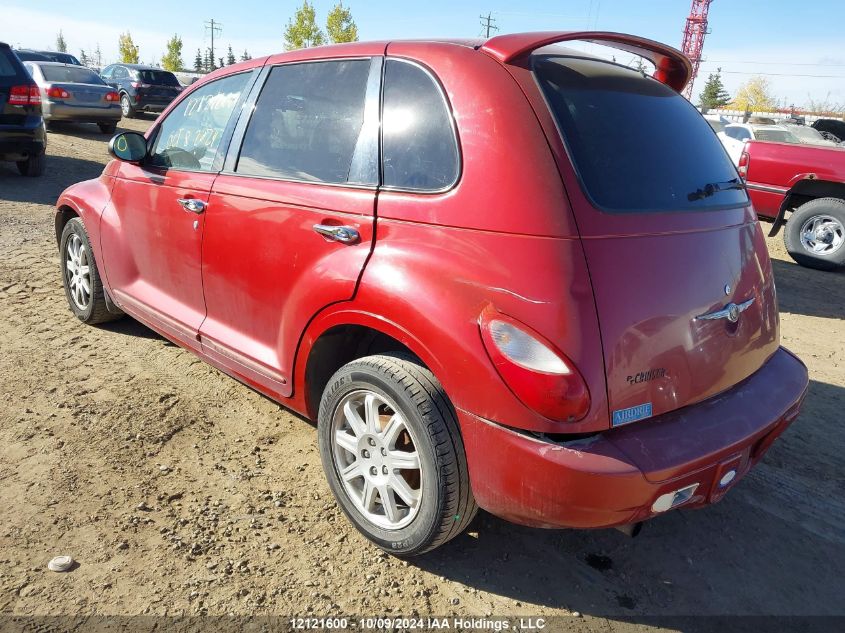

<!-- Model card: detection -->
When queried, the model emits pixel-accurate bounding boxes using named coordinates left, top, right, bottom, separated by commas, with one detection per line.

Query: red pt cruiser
left=55, top=32, right=809, bottom=555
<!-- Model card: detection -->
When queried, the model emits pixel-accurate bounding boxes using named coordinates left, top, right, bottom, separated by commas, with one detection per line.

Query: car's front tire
left=120, top=94, right=136, bottom=119
left=318, top=354, right=477, bottom=556
left=784, top=198, right=845, bottom=270
left=16, top=151, right=45, bottom=177
left=60, top=218, right=123, bottom=324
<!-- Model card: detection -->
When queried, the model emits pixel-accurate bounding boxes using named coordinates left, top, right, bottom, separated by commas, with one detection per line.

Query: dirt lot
left=1, top=118, right=844, bottom=629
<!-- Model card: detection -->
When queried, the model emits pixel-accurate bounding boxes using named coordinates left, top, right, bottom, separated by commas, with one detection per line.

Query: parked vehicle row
left=53, top=32, right=808, bottom=555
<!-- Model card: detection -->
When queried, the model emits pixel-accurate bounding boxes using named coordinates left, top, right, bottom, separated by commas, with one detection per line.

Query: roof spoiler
left=480, top=31, right=692, bottom=93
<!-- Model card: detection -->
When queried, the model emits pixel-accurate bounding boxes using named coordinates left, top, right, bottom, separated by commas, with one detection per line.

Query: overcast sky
left=3, top=0, right=843, bottom=107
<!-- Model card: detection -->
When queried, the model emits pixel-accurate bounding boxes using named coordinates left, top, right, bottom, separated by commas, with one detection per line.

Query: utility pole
left=479, top=12, right=498, bottom=38
left=204, top=18, right=223, bottom=70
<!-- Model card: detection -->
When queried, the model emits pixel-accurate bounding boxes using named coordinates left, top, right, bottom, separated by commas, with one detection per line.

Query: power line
left=704, top=60, right=845, bottom=67
left=713, top=70, right=845, bottom=78
left=479, top=12, right=498, bottom=38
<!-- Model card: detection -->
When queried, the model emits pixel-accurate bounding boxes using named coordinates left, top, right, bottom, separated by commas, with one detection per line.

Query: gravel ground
left=1, top=118, right=844, bottom=630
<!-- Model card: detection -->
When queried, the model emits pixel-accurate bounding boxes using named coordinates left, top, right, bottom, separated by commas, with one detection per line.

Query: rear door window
left=235, top=59, right=372, bottom=185
left=381, top=59, right=459, bottom=191
left=534, top=55, right=747, bottom=212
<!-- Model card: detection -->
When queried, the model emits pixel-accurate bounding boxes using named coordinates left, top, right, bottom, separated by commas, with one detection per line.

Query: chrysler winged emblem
left=695, top=298, right=755, bottom=323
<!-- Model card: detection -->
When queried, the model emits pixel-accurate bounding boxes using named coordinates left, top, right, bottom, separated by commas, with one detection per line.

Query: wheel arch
left=771, top=179, right=845, bottom=235
left=55, top=204, right=79, bottom=245
left=295, top=311, right=443, bottom=421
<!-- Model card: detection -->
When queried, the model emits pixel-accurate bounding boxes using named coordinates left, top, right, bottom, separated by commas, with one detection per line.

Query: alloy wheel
left=65, top=233, right=91, bottom=310
left=330, top=389, right=423, bottom=530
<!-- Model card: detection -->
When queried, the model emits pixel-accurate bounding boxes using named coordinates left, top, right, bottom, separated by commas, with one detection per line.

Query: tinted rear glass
left=534, top=55, right=747, bottom=212
left=755, top=129, right=796, bottom=143
left=138, top=70, right=180, bottom=86
left=1, top=48, right=22, bottom=78
left=41, top=65, right=104, bottom=84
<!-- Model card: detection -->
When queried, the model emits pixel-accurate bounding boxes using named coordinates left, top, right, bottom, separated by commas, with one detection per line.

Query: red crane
left=681, top=0, right=714, bottom=99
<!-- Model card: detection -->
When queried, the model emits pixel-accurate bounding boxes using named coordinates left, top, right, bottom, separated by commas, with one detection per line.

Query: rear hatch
left=135, top=69, right=182, bottom=101
left=533, top=54, right=780, bottom=427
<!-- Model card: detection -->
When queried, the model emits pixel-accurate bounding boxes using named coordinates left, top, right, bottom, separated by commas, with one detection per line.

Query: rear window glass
left=534, top=55, right=747, bottom=212
left=1, top=48, right=22, bottom=77
left=137, top=70, right=180, bottom=86
left=41, top=65, right=104, bottom=84
left=755, top=129, right=797, bottom=143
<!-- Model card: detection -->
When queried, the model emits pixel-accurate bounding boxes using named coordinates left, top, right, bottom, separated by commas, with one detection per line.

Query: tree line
left=63, top=1, right=357, bottom=73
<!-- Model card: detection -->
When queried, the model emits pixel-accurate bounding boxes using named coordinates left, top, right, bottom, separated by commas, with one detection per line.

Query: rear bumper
left=44, top=102, right=122, bottom=122
left=133, top=97, right=174, bottom=112
left=460, top=346, right=808, bottom=529
left=0, top=122, right=46, bottom=160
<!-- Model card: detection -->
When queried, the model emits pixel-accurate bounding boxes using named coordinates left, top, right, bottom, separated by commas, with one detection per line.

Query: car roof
left=117, top=63, right=173, bottom=71
left=25, top=61, right=88, bottom=67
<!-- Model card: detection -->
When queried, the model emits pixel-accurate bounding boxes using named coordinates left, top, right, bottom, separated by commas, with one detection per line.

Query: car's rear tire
left=60, top=218, right=123, bottom=325
left=784, top=198, right=845, bottom=270
left=98, top=122, right=118, bottom=134
left=120, top=94, right=136, bottom=119
left=16, top=151, right=45, bottom=177
left=318, top=353, right=477, bottom=556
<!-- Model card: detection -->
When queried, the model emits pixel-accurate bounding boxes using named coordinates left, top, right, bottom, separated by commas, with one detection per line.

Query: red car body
left=55, top=32, right=808, bottom=533
left=741, top=139, right=845, bottom=229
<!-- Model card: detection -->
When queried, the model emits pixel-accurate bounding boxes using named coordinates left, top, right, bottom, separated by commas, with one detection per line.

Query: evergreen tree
left=284, top=1, right=326, bottom=51
left=79, top=49, right=90, bottom=67
left=240, top=50, right=252, bottom=62
left=56, top=30, right=67, bottom=52
left=94, top=44, right=103, bottom=68
left=326, top=2, right=358, bottom=44
left=226, top=45, right=236, bottom=65
left=698, top=68, right=731, bottom=111
left=161, top=34, right=184, bottom=72
left=194, top=49, right=203, bottom=73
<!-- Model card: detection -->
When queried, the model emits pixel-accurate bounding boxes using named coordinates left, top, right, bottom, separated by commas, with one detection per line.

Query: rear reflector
left=105, top=91, right=119, bottom=102
left=9, top=84, right=40, bottom=105
left=652, top=483, right=699, bottom=513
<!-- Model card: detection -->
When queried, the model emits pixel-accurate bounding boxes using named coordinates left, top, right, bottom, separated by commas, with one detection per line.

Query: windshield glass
left=137, top=70, right=180, bottom=86
left=41, top=65, right=105, bottom=84
left=533, top=55, right=747, bottom=212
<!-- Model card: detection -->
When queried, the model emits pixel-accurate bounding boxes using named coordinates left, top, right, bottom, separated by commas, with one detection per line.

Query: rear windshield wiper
left=687, top=178, right=746, bottom=201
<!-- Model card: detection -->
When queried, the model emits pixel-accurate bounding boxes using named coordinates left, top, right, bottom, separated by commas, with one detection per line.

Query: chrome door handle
left=177, top=198, right=206, bottom=214
left=313, top=224, right=360, bottom=244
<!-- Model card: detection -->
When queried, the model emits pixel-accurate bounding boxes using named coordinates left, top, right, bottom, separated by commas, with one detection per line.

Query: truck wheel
left=318, top=354, right=477, bottom=556
left=784, top=198, right=845, bottom=270
left=60, top=218, right=123, bottom=324
left=120, top=94, right=136, bottom=119
left=16, top=151, right=45, bottom=177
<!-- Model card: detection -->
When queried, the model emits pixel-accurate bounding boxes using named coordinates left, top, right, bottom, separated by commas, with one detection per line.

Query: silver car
left=23, top=62, right=121, bottom=134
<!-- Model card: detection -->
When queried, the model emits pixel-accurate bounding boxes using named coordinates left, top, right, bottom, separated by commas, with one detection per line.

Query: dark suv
left=1, top=41, right=46, bottom=176
left=100, top=64, right=181, bottom=118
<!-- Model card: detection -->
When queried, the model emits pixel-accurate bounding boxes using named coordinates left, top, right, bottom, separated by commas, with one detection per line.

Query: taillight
left=480, top=310, right=590, bottom=422
left=8, top=84, right=40, bottom=105
left=105, top=91, right=119, bottom=102
left=47, top=86, right=71, bottom=99
left=738, top=144, right=750, bottom=180
left=130, top=81, right=141, bottom=89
